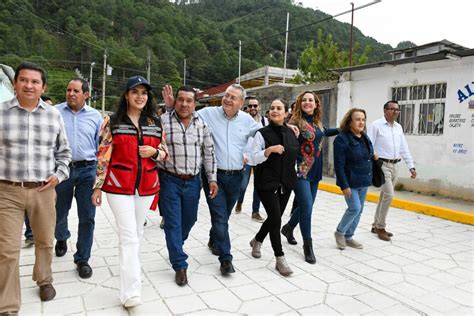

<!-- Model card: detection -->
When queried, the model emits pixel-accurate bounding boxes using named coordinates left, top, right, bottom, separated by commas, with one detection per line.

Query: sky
left=300, top=0, right=472, bottom=49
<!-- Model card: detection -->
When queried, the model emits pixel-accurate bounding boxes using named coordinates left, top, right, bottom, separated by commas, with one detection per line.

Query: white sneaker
left=346, top=239, right=363, bottom=249
left=124, top=296, right=142, bottom=308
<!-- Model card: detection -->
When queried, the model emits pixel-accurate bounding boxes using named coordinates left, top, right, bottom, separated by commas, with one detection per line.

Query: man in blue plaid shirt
left=0, top=62, right=71, bottom=313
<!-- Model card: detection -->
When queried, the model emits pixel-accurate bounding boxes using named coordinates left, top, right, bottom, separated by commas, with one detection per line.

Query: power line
left=237, top=0, right=381, bottom=49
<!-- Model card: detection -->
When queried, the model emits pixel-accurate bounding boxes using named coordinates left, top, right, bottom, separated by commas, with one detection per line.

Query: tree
left=297, top=30, right=344, bottom=82
left=296, top=30, right=372, bottom=83
left=395, top=41, right=417, bottom=49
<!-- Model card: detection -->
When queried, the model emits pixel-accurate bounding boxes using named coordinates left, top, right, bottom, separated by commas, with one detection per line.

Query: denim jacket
left=333, top=131, right=374, bottom=190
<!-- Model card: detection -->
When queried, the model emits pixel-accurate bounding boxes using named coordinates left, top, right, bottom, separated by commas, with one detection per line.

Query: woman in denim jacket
left=333, top=108, right=375, bottom=250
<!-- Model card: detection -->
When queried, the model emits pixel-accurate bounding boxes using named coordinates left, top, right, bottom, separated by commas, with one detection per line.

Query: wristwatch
left=151, top=148, right=159, bottom=160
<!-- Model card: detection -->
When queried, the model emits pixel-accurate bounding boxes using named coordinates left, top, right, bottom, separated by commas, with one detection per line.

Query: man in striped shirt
left=158, top=86, right=217, bottom=286
left=0, top=62, right=72, bottom=313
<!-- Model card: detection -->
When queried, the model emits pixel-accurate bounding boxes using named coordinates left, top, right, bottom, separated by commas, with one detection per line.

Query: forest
left=0, top=0, right=410, bottom=108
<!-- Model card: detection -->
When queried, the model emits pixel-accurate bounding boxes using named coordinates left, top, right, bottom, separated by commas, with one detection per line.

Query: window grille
left=392, top=83, right=446, bottom=135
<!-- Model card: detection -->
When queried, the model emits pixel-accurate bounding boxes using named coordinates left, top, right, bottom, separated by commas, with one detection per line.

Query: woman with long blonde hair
left=281, top=91, right=339, bottom=263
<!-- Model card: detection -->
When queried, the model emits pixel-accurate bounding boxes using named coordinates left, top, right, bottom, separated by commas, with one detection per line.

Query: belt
left=70, top=160, right=96, bottom=168
left=379, top=158, right=401, bottom=164
left=161, top=169, right=195, bottom=181
left=217, top=169, right=243, bottom=176
left=0, top=179, right=45, bottom=188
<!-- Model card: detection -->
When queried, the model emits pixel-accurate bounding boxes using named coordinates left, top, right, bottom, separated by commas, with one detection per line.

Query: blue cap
left=126, top=76, right=152, bottom=91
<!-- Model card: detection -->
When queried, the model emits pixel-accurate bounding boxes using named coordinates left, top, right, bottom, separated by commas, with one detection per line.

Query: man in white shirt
left=367, top=100, right=417, bottom=241
left=235, top=96, right=268, bottom=222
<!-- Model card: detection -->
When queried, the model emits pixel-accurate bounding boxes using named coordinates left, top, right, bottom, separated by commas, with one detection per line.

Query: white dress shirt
left=243, top=132, right=268, bottom=166
left=367, top=117, right=415, bottom=169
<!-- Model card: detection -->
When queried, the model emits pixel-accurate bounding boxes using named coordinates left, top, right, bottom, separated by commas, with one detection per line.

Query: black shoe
left=303, top=240, right=316, bottom=264
left=77, top=262, right=93, bottom=279
left=220, top=260, right=235, bottom=275
left=207, top=240, right=219, bottom=256
left=175, top=269, right=188, bottom=286
left=281, top=224, right=297, bottom=245
left=55, top=240, right=67, bottom=257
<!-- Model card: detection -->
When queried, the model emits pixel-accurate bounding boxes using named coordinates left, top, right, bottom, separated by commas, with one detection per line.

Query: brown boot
left=375, top=228, right=391, bottom=241
left=371, top=226, right=393, bottom=237
left=235, top=202, right=242, bottom=213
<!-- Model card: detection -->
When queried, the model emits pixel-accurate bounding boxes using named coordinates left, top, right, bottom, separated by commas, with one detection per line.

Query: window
left=392, top=87, right=407, bottom=101
left=392, top=83, right=446, bottom=135
left=397, top=103, right=414, bottom=134
left=418, top=103, right=445, bottom=135
left=409, top=85, right=427, bottom=100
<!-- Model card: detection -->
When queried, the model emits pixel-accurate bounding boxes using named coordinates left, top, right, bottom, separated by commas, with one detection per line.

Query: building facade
left=334, top=41, right=474, bottom=201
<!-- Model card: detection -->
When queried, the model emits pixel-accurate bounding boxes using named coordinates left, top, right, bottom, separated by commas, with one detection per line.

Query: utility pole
left=238, top=40, right=242, bottom=84
left=89, top=62, right=95, bottom=107
left=183, top=59, right=186, bottom=86
left=283, top=12, right=290, bottom=84
left=146, top=49, right=151, bottom=82
left=101, top=49, right=107, bottom=116
left=349, top=2, right=355, bottom=67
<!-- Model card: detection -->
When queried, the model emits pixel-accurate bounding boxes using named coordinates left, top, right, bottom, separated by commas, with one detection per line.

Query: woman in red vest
left=91, top=76, right=168, bottom=308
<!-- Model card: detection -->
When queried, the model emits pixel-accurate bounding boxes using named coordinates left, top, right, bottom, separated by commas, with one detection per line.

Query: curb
left=318, top=182, right=474, bottom=226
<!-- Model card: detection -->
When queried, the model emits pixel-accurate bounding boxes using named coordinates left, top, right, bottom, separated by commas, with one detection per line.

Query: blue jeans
left=288, top=177, right=319, bottom=241
left=159, top=172, right=202, bottom=271
left=202, top=170, right=243, bottom=262
left=336, top=187, right=368, bottom=239
left=55, top=164, right=97, bottom=263
left=24, top=213, right=33, bottom=238
left=237, top=165, right=261, bottom=213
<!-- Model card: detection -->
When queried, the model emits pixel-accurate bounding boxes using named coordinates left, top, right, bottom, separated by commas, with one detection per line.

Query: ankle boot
left=281, top=224, right=297, bottom=245
left=303, top=240, right=316, bottom=264
left=275, top=255, right=293, bottom=276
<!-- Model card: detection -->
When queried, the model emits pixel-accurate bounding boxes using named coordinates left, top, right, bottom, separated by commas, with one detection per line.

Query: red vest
left=101, top=116, right=163, bottom=196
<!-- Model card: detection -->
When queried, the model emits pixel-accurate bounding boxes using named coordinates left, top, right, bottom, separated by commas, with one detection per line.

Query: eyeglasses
left=224, top=93, right=240, bottom=102
left=248, top=104, right=258, bottom=109
left=386, top=108, right=401, bottom=112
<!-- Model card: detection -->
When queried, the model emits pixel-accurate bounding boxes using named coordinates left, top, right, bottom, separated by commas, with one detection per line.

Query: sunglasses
left=248, top=104, right=258, bottom=109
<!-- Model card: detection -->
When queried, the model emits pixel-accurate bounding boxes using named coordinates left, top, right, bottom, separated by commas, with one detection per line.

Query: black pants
left=255, top=189, right=291, bottom=257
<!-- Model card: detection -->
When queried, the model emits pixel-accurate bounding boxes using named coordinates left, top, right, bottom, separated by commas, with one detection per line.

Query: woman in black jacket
left=244, top=99, right=299, bottom=276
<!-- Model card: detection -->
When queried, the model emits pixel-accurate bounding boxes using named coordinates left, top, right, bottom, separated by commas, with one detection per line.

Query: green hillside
left=0, top=0, right=393, bottom=107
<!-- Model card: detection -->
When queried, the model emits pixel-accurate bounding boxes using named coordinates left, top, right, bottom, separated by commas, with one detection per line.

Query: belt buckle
left=20, top=182, right=25, bottom=188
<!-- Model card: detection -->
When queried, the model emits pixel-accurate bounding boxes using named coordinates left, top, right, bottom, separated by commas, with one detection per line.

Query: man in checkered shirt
left=0, top=62, right=72, bottom=313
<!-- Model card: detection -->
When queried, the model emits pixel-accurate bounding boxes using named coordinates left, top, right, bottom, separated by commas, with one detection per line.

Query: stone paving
left=18, top=178, right=473, bottom=315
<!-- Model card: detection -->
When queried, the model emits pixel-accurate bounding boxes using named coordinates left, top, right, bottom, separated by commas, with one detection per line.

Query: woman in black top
left=244, top=99, right=299, bottom=276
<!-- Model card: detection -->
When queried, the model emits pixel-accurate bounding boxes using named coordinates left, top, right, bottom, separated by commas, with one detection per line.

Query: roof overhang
left=331, top=49, right=474, bottom=74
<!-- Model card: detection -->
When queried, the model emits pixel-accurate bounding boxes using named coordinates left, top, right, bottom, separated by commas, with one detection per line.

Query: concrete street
left=18, top=178, right=473, bottom=315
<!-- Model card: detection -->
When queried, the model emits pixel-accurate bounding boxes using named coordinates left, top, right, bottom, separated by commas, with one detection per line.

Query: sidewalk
left=18, top=177, right=473, bottom=315
left=321, top=176, right=474, bottom=225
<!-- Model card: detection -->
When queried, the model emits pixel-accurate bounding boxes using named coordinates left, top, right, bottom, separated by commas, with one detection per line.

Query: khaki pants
left=373, top=162, right=398, bottom=229
left=0, top=182, right=56, bottom=313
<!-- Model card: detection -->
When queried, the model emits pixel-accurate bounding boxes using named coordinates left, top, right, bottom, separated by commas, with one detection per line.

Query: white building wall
left=336, top=57, right=474, bottom=200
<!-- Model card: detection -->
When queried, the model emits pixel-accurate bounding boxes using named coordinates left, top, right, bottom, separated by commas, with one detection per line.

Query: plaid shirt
left=158, top=111, right=217, bottom=182
left=0, top=97, right=72, bottom=183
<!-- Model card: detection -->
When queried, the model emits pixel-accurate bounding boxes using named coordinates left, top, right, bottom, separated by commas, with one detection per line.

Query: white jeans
left=106, top=193, right=154, bottom=304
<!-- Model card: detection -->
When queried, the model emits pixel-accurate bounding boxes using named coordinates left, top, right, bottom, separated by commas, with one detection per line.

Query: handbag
left=372, top=159, right=385, bottom=187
